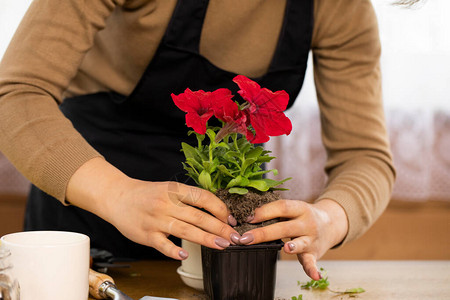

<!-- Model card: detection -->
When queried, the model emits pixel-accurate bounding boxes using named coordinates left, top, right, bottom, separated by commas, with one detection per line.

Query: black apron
left=25, top=0, right=313, bottom=259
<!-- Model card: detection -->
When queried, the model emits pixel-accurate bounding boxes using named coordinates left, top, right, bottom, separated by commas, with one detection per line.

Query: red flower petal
left=257, top=89, right=290, bottom=112
left=212, top=93, right=239, bottom=122
left=171, top=88, right=217, bottom=134
left=171, top=89, right=211, bottom=113
left=249, top=110, right=292, bottom=140
left=233, top=75, right=261, bottom=102
left=211, top=89, right=250, bottom=138
left=185, top=111, right=214, bottom=135
left=233, top=75, right=292, bottom=142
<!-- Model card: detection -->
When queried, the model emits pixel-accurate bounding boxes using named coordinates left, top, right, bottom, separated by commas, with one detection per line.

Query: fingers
left=147, top=219, right=234, bottom=261
left=241, top=220, right=304, bottom=245
left=284, top=236, right=311, bottom=255
left=166, top=182, right=230, bottom=223
left=297, top=253, right=321, bottom=281
left=173, top=205, right=238, bottom=241
left=164, top=219, right=231, bottom=250
left=148, top=232, right=189, bottom=260
left=250, top=199, right=308, bottom=223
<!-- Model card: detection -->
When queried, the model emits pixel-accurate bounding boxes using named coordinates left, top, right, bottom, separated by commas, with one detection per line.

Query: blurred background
left=1, top=0, right=449, bottom=259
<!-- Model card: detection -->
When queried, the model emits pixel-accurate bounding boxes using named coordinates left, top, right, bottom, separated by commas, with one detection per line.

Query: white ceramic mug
left=178, top=239, right=204, bottom=290
left=0, top=231, right=90, bottom=300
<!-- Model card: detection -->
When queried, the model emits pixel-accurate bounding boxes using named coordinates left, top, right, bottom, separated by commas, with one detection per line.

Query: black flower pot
left=201, top=241, right=283, bottom=300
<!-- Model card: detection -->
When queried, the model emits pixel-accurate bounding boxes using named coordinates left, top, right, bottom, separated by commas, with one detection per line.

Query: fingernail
left=215, top=237, right=230, bottom=248
left=228, top=215, right=237, bottom=226
left=318, top=272, right=322, bottom=279
left=287, top=242, right=296, bottom=252
left=230, top=232, right=241, bottom=245
left=179, top=249, right=189, bottom=260
left=239, top=233, right=254, bottom=244
left=245, top=214, right=254, bottom=223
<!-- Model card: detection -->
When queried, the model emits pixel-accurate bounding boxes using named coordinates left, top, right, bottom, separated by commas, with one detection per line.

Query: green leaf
left=301, top=277, right=329, bottom=290
left=298, top=268, right=365, bottom=296
left=198, top=170, right=213, bottom=191
left=245, top=147, right=264, bottom=159
left=237, top=138, right=252, bottom=153
left=229, top=187, right=248, bottom=195
left=262, top=177, right=292, bottom=188
left=224, top=151, right=241, bottom=160
left=186, top=157, right=203, bottom=172
left=206, top=129, right=216, bottom=143
left=202, top=158, right=218, bottom=173
left=225, top=175, right=249, bottom=189
left=329, top=286, right=366, bottom=295
left=181, top=142, right=199, bottom=160
left=344, top=288, right=365, bottom=294
left=256, top=156, right=275, bottom=163
left=247, top=177, right=290, bottom=192
left=271, top=187, right=289, bottom=191
left=216, top=142, right=230, bottom=149
left=240, top=158, right=257, bottom=175
left=189, top=145, right=208, bottom=161
left=240, top=143, right=252, bottom=154
left=182, top=162, right=199, bottom=176
left=247, top=180, right=270, bottom=192
left=223, top=151, right=242, bottom=169
left=249, top=169, right=278, bottom=178
left=217, top=165, right=234, bottom=177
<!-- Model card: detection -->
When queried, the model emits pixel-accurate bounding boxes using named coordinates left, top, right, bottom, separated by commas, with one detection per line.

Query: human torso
left=65, top=0, right=288, bottom=98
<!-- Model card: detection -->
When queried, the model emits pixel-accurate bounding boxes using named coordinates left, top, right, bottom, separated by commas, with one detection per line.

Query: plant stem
left=209, top=143, right=213, bottom=162
left=232, top=133, right=238, bottom=150
left=196, top=133, right=202, bottom=149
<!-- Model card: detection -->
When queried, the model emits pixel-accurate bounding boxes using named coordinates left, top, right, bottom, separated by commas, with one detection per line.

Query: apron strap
left=269, top=0, right=314, bottom=71
left=163, top=0, right=210, bottom=53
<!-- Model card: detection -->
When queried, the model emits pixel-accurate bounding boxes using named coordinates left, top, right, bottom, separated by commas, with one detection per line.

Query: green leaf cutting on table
left=294, top=268, right=365, bottom=298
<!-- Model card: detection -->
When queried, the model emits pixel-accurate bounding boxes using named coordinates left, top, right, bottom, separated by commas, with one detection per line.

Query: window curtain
left=266, top=0, right=450, bottom=202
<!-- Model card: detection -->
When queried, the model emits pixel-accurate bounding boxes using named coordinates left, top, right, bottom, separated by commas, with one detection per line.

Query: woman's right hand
left=66, top=157, right=239, bottom=260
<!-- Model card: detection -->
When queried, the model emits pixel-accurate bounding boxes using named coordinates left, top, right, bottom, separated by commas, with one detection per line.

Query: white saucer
left=176, top=266, right=204, bottom=291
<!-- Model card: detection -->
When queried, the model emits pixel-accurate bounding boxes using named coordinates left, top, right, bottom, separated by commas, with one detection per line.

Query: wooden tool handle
left=89, top=268, right=115, bottom=299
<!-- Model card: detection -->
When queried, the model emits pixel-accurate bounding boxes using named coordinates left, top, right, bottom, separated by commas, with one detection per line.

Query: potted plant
left=172, top=75, right=292, bottom=300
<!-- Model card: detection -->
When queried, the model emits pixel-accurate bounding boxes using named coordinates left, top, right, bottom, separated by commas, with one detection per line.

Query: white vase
left=177, top=239, right=204, bottom=290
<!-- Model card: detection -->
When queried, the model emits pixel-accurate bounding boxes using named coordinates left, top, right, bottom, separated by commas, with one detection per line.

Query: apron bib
left=25, top=0, right=313, bottom=259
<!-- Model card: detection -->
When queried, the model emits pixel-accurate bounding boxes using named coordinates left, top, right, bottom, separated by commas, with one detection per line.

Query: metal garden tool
left=89, top=268, right=178, bottom=300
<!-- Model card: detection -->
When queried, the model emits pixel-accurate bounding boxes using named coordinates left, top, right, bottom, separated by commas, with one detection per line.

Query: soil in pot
left=215, top=188, right=279, bottom=234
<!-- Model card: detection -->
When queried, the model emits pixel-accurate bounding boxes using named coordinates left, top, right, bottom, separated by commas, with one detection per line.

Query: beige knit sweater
left=0, top=0, right=395, bottom=244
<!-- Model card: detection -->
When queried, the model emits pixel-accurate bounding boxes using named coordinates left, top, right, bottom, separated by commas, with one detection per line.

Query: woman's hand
left=239, top=199, right=348, bottom=280
left=66, top=157, right=239, bottom=260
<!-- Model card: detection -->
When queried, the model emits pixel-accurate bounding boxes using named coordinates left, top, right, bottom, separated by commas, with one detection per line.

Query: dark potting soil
left=215, top=189, right=280, bottom=235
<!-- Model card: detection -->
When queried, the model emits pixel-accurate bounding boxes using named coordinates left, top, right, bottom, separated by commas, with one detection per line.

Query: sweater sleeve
left=0, top=0, right=124, bottom=202
left=312, top=0, right=396, bottom=244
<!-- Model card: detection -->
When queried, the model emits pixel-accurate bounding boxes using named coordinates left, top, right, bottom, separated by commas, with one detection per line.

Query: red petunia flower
left=212, top=93, right=248, bottom=136
left=233, top=75, right=292, bottom=143
left=171, top=88, right=233, bottom=134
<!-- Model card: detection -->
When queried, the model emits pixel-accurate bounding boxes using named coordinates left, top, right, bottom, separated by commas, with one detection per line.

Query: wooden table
left=89, top=260, right=450, bottom=300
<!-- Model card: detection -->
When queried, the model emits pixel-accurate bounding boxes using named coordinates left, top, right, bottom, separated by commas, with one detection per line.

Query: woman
left=0, top=0, right=395, bottom=280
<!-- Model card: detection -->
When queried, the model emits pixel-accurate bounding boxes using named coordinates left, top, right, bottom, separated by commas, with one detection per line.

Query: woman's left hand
left=239, top=199, right=348, bottom=280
